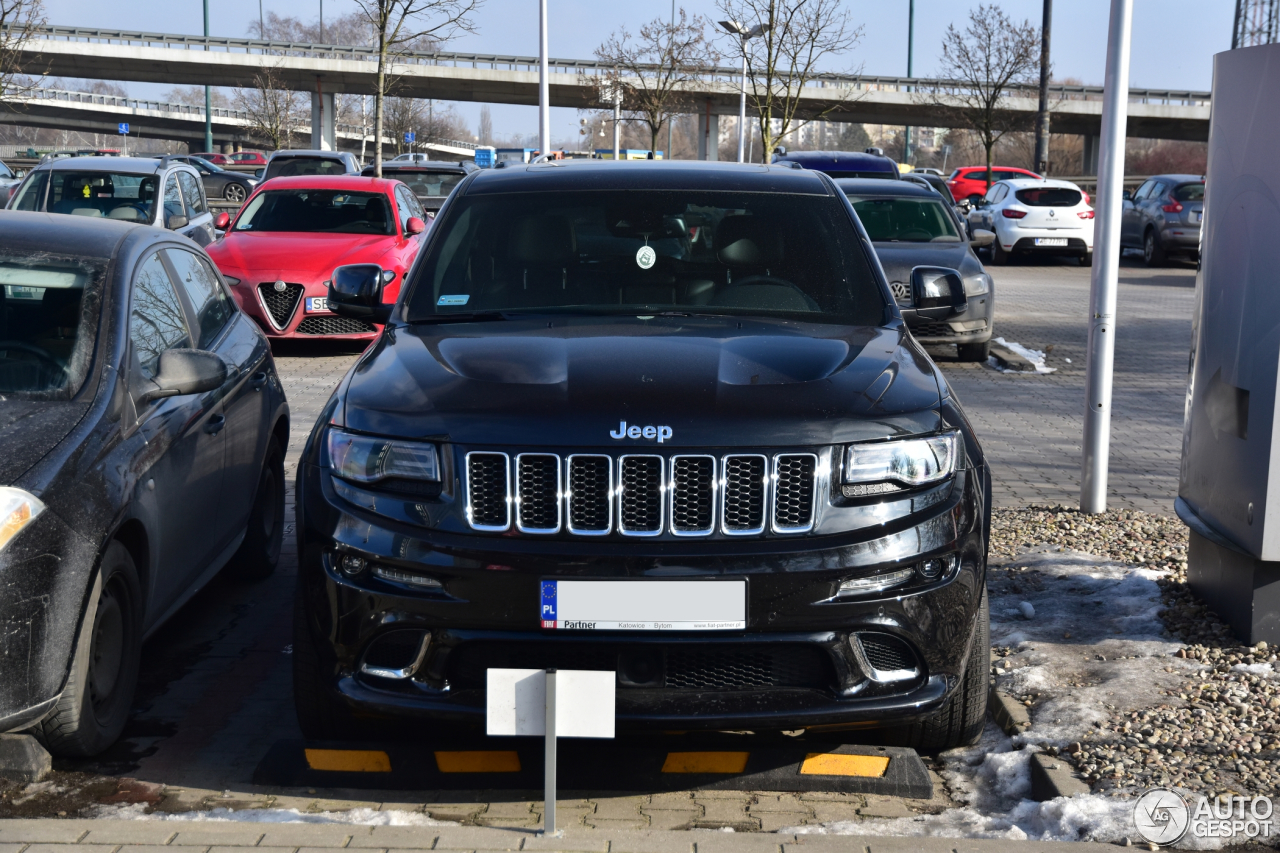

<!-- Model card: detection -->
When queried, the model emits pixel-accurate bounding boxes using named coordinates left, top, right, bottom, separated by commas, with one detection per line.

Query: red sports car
left=206, top=175, right=428, bottom=340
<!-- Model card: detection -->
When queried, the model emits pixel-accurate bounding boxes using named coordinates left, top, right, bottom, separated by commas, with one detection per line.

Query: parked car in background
left=967, top=178, right=1095, bottom=266
left=914, top=167, right=943, bottom=176
left=0, top=160, right=21, bottom=206
left=206, top=175, right=427, bottom=340
left=947, top=166, right=1041, bottom=203
left=192, top=152, right=231, bottom=166
left=170, top=155, right=257, bottom=205
left=1120, top=174, right=1205, bottom=266
left=772, top=149, right=900, bottom=179
left=262, top=150, right=361, bottom=181
left=7, top=156, right=219, bottom=247
left=229, top=152, right=269, bottom=168
left=361, top=160, right=476, bottom=213
left=902, top=172, right=958, bottom=206
left=839, top=178, right=995, bottom=361
left=0, top=211, right=288, bottom=756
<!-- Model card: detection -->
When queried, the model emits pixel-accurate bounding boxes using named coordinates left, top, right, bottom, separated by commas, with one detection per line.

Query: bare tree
left=590, top=10, right=718, bottom=156
left=934, top=4, right=1039, bottom=191
left=715, top=0, right=862, bottom=162
left=477, top=104, right=493, bottom=146
left=350, top=0, right=481, bottom=176
left=1, top=0, right=45, bottom=100
left=232, top=64, right=306, bottom=150
left=164, top=85, right=231, bottom=109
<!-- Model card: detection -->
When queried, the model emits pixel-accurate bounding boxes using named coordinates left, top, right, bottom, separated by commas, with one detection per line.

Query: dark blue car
left=771, top=150, right=900, bottom=180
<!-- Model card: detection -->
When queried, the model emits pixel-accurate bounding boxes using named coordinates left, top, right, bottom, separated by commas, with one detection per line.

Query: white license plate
left=305, top=297, right=330, bottom=312
left=1034, top=238, right=1068, bottom=247
left=540, top=580, right=746, bottom=631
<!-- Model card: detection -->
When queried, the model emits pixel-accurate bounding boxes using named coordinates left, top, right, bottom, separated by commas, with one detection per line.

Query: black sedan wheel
left=229, top=437, right=284, bottom=581
left=224, top=183, right=248, bottom=204
left=37, top=542, right=141, bottom=757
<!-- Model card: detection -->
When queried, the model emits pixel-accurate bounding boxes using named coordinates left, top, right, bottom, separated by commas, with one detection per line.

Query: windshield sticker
left=438, top=294, right=470, bottom=306
left=636, top=246, right=657, bottom=270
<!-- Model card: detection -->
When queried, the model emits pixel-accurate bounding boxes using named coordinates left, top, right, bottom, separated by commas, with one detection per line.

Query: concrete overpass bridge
left=6, top=25, right=1211, bottom=158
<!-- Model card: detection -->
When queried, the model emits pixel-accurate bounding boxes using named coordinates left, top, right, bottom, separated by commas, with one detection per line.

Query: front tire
left=228, top=437, right=284, bottom=581
left=37, top=542, right=142, bottom=757
left=990, top=242, right=1009, bottom=265
left=292, top=586, right=358, bottom=740
left=224, top=183, right=247, bottom=204
left=1143, top=229, right=1166, bottom=266
left=958, top=339, right=991, bottom=362
left=883, top=587, right=989, bottom=753
left=1079, top=251, right=1094, bottom=267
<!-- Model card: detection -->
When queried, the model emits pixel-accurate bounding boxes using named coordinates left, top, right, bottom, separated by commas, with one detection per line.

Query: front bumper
left=295, top=457, right=990, bottom=732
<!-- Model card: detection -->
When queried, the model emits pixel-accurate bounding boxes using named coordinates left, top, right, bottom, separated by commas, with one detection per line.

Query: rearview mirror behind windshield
left=137, top=349, right=227, bottom=405
left=329, top=264, right=392, bottom=324
left=911, top=266, right=968, bottom=320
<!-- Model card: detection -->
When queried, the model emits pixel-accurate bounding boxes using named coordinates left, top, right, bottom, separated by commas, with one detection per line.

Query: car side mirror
left=1122, top=190, right=1132, bottom=201
left=137, top=348, right=227, bottom=405
left=970, top=229, right=996, bottom=248
left=167, top=213, right=189, bottom=230
left=328, top=263, right=391, bottom=324
left=214, top=212, right=231, bottom=230
left=911, top=266, right=968, bottom=320
left=13, top=169, right=25, bottom=178
left=406, top=216, right=426, bottom=236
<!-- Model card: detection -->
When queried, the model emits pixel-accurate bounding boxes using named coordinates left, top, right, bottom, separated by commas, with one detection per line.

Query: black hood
left=0, top=401, right=90, bottom=487
left=342, top=316, right=943, bottom=447
left=872, top=242, right=983, bottom=297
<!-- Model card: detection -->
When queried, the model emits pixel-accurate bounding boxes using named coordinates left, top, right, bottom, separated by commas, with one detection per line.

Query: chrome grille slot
left=773, top=453, right=818, bottom=533
left=567, top=454, right=612, bottom=534
left=256, top=282, right=304, bottom=329
left=618, top=455, right=664, bottom=536
left=670, top=455, right=715, bottom=535
left=465, top=452, right=510, bottom=531
left=516, top=453, right=560, bottom=533
left=722, top=454, right=767, bottom=535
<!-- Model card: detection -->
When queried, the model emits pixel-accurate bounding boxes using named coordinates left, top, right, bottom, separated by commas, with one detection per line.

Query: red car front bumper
left=230, top=279, right=381, bottom=340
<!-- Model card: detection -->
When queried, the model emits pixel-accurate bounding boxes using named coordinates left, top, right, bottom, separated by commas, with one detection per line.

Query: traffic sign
left=404, top=131, right=415, bottom=143
left=118, top=123, right=129, bottom=135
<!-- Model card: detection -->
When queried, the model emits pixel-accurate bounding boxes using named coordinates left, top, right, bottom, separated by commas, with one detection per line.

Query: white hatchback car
left=967, top=178, right=1095, bottom=265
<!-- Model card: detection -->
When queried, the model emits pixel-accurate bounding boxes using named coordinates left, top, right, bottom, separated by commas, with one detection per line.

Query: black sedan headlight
left=843, top=432, right=957, bottom=491
left=327, top=428, right=440, bottom=486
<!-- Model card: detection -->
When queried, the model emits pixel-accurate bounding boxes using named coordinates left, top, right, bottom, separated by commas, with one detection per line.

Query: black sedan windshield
left=0, top=256, right=102, bottom=398
left=406, top=190, right=885, bottom=324
left=847, top=197, right=962, bottom=243
left=233, top=189, right=394, bottom=235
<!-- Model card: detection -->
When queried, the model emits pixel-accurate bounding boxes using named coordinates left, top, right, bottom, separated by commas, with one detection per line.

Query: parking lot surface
left=1, top=257, right=1197, bottom=825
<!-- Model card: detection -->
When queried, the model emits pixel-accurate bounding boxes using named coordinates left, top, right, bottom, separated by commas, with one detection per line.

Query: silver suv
left=5, top=156, right=217, bottom=247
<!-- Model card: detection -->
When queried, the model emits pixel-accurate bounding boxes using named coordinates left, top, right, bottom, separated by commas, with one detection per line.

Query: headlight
left=0, top=487, right=44, bottom=554
left=844, top=432, right=958, bottom=487
left=963, top=273, right=990, bottom=296
left=327, top=428, right=440, bottom=485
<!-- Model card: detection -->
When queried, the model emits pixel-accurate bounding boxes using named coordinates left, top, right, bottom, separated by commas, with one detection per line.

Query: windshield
left=0, top=256, right=103, bottom=399
left=1174, top=182, right=1205, bottom=202
left=23, top=171, right=158, bottom=223
left=1015, top=187, right=1082, bottom=207
left=846, top=196, right=962, bottom=242
left=405, top=190, right=885, bottom=325
left=388, top=169, right=465, bottom=199
left=265, top=157, right=348, bottom=179
left=233, top=189, right=394, bottom=235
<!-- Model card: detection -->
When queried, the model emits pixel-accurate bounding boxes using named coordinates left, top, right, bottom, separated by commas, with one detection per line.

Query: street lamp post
left=538, top=0, right=550, bottom=156
left=1033, top=0, right=1053, bottom=174
left=666, top=0, right=674, bottom=160
left=203, top=0, right=213, bottom=153
left=719, top=20, right=769, bottom=164
left=904, top=0, right=914, bottom=162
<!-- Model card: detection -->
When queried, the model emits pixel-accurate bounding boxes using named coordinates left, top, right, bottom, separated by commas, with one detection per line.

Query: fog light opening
left=359, top=630, right=432, bottom=680
left=339, top=552, right=367, bottom=577
left=917, top=553, right=960, bottom=582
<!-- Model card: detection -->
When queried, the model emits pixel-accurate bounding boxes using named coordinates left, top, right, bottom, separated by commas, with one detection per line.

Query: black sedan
left=296, top=160, right=992, bottom=751
left=837, top=179, right=996, bottom=361
left=171, top=155, right=257, bottom=205
left=361, top=161, right=476, bottom=213
left=0, top=211, right=288, bottom=755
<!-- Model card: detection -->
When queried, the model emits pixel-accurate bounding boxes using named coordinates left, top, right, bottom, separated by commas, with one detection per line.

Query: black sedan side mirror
left=138, top=349, right=227, bottom=405
left=911, top=266, right=968, bottom=320
left=328, top=263, right=392, bottom=324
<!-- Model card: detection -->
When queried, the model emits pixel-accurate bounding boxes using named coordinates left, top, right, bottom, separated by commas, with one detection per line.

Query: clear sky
left=41, top=0, right=1233, bottom=143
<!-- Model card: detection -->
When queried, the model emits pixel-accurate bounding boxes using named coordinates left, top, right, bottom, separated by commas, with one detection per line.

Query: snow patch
left=988, top=337, right=1057, bottom=374
left=86, top=804, right=454, bottom=826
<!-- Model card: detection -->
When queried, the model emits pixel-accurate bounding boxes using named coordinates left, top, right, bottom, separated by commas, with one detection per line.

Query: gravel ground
left=989, top=506, right=1280, bottom=806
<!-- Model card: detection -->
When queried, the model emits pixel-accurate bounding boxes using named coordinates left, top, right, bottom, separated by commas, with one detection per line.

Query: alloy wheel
left=226, top=184, right=247, bottom=204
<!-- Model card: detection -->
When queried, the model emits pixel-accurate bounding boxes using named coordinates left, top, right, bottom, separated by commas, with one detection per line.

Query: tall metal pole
left=258, top=0, right=264, bottom=37
left=543, top=669, right=557, bottom=836
left=903, top=0, right=913, bottom=162
left=320, top=0, right=324, bottom=42
left=736, top=47, right=747, bottom=163
left=1080, top=0, right=1134, bottom=513
left=1033, top=0, right=1053, bottom=174
left=665, top=0, right=674, bottom=159
left=538, top=0, right=550, bottom=156
left=203, top=0, right=213, bottom=153
left=613, top=97, right=620, bottom=160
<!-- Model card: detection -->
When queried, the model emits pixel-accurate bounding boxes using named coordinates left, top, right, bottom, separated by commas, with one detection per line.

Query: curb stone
left=988, top=685, right=1031, bottom=734
left=988, top=687, right=1092, bottom=801
left=989, top=344, right=1038, bottom=372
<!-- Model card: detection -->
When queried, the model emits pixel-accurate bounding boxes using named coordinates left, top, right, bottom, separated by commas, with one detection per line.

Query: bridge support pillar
left=1081, top=133, right=1100, bottom=176
left=697, top=105, right=719, bottom=161
left=312, top=88, right=336, bottom=151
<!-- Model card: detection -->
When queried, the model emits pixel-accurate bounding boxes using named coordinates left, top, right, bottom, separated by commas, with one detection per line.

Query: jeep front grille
left=464, top=451, right=820, bottom=537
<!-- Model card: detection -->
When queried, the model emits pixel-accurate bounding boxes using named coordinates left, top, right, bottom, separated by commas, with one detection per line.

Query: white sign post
left=487, top=668, right=615, bottom=836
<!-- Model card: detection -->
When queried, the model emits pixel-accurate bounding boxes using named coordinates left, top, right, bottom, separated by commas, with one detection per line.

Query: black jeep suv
left=294, top=160, right=991, bottom=750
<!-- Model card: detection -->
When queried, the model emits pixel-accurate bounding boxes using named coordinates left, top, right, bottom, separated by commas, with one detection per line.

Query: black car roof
left=772, top=150, right=898, bottom=173
left=365, top=163, right=468, bottom=175
left=833, top=178, right=939, bottom=199
left=1151, top=174, right=1205, bottom=183
left=0, top=211, right=136, bottom=258
left=464, top=160, right=834, bottom=195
